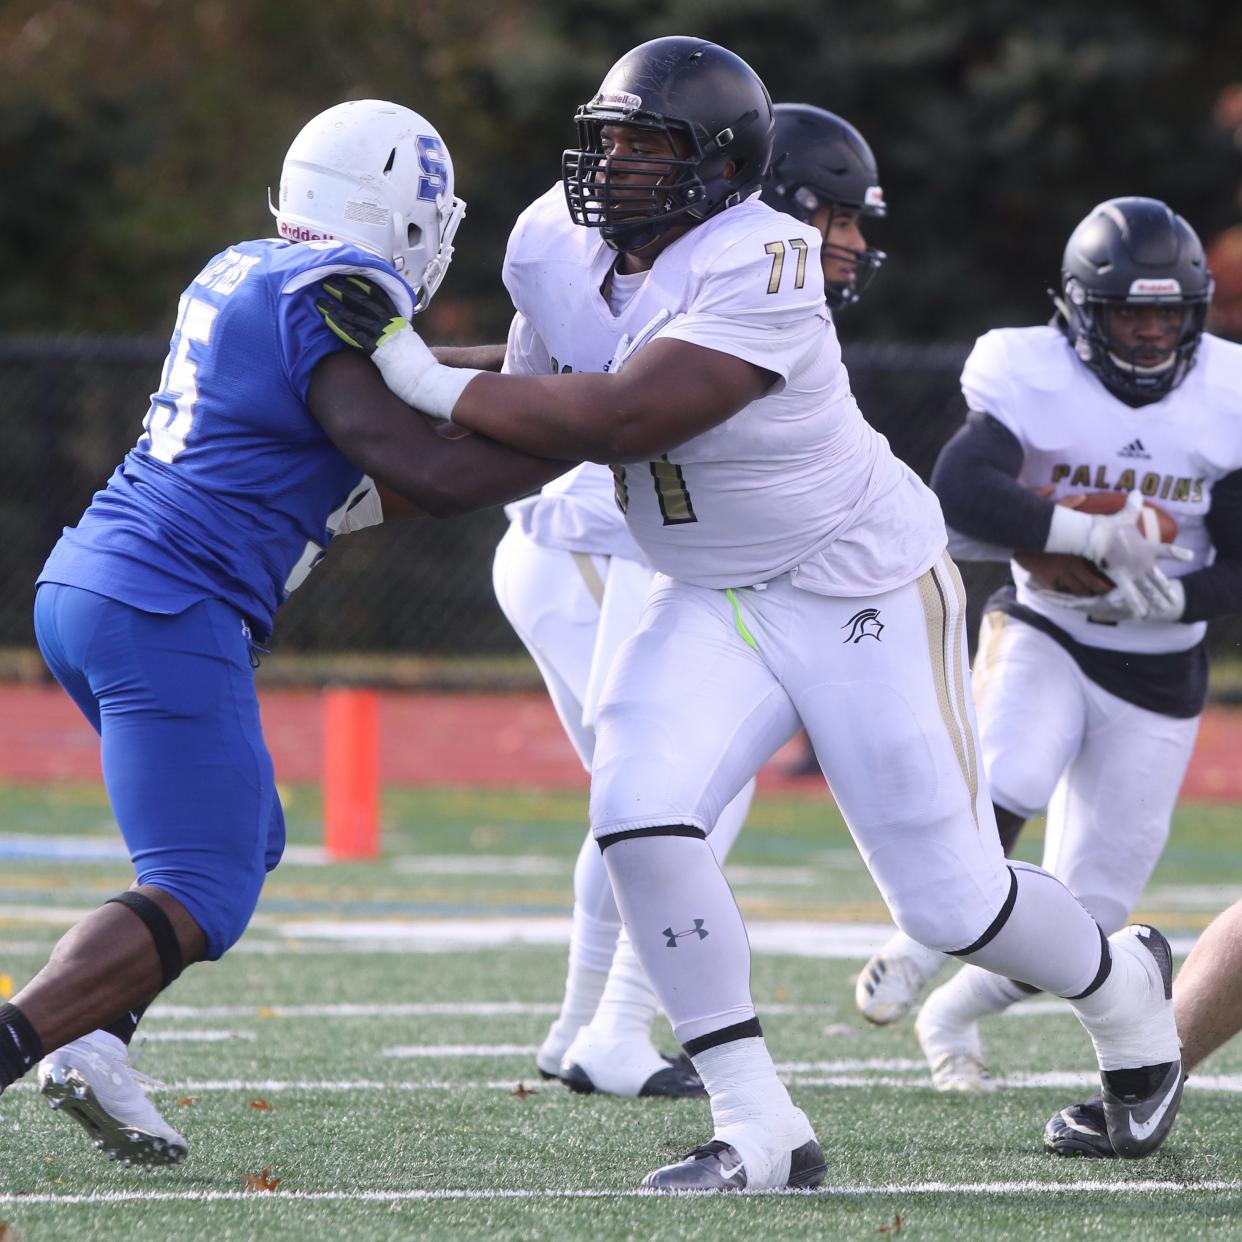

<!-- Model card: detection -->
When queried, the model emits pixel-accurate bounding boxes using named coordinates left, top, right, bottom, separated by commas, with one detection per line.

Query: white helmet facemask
left=270, top=99, right=466, bottom=312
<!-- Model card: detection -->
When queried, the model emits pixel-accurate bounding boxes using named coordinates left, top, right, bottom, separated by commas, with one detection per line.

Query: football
left=1014, top=491, right=1178, bottom=596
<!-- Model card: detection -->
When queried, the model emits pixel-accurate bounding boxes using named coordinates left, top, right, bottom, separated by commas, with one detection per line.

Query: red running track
left=3, top=682, right=1241, bottom=800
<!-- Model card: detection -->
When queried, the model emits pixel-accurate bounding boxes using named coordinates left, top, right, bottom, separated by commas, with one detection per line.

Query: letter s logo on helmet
left=562, top=37, right=775, bottom=253
left=270, top=100, right=466, bottom=313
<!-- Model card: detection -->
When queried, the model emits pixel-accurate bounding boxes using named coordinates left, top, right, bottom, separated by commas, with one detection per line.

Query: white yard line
left=145, top=1001, right=838, bottom=1018
left=6, top=1070, right=1241, bottom=1094
left=139, top=1030, right=256, bottom=1043
left=0, top=1181, right=1238, bottom=1205
left=380, top=1044, right=540, bottom=1058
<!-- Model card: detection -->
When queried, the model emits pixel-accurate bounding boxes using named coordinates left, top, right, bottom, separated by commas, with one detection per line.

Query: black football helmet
left=562, top=36, right=775, bottom=253
left=1053, top=197, right=1214, bottom=405
left=761, top=104, right=887, bottom=310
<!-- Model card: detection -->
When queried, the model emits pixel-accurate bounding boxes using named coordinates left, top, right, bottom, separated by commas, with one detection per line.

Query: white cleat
left=535, top=1027, right=575, bottom=1082
left=925, top=1051, right=996, bottom=1094
left=38, top=1031, right=188, bottom=1168
left=915, top=990, right=996, bottom=1094
left=855, top=937, right=950, bottom=1026
left=560, top=1028, right=705, bottom=1099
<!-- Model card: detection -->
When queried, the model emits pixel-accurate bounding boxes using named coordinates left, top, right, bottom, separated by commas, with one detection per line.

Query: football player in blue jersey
left=1, top=99, right=563, bottom=1167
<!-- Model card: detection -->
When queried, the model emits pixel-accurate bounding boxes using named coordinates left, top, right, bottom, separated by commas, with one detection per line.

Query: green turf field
left=0, top=783, right=1239, bottom=1240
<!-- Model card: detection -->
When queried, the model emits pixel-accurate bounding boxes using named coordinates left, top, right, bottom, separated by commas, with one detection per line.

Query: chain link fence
left=3, top=335, right=1239, bottom=676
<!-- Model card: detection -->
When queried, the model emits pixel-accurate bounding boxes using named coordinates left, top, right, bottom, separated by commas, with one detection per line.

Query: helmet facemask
left=791, top=189, right=886, bottom=310
left=563, top=109, right=757, bottom=253
left=1055, top=277, right=1212, bottom=405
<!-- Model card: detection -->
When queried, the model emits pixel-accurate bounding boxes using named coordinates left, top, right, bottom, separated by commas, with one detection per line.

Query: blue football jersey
left=38, top=239, right=416, bottom=640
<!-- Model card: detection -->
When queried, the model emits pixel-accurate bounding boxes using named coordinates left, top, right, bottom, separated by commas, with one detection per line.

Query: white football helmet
left=270, top=99, right=466, bottom=312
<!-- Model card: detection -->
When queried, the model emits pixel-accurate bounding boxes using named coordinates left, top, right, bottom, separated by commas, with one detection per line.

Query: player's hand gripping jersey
left=38, top=240, right=403, bottom=640
left=962, top=325, right=1242, bottom=655
left=503, top=187, right=945, bottom=594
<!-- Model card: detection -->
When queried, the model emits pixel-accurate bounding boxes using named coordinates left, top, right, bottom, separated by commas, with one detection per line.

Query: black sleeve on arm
left=929, top=412, right=1054, bottom=551
left=1179, top=468, right=1242, bottom=624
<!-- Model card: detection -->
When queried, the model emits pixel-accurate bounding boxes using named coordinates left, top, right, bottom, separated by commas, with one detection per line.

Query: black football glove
left=316, top=276, right=409, bottom=354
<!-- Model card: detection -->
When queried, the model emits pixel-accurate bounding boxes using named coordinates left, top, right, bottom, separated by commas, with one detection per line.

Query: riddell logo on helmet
left=595, top=90, right=642, bottom=110
left=1129, top=278, right=1181, bottom=296
left=278, top=221, right=335, bottom=243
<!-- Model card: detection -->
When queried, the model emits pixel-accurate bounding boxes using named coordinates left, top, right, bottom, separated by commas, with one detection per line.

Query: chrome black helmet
left=761, top=103, right=887, bottom=309
left=1053, top=197, right=1214, bottom=405
left=562, top=37, right=775, bottom=253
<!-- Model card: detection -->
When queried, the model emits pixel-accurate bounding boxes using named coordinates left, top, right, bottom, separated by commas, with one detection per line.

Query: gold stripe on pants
left=916, top=553, right=980, bottom=827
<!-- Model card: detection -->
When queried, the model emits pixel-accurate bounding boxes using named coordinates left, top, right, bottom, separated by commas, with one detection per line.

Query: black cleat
left=641, top=1136, right=826, bottom=1192
left=562, top=1052, right=706, bottom=1099
left=1099, top=926, right=1183, bottom=1159
left=1044, top=1095, right=1116, bottom=1158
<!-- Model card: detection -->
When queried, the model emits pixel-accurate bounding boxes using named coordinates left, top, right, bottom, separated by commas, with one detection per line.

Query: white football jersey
left=501, top=186, right=945, bottom=595
left=962, top=325, right=1242, bottom=653
left=500, top=309, right=645, bottom=562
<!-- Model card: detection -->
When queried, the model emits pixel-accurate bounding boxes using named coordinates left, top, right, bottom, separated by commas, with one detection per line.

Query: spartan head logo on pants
left=842, top=608, right=884, bottom=643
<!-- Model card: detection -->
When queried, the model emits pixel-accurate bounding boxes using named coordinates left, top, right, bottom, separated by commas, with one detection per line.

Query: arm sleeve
left=930, top=411, right=1055, bottom=552
left=1179, top=468, right=1242, bottom=623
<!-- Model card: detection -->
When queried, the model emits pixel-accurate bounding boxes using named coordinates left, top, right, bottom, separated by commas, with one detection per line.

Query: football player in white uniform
left=317, top=40, right=1187, bottom=1190
left=854, top=199, right=1242, bottom=1108
left=492, top=101, right=889, bottom=1101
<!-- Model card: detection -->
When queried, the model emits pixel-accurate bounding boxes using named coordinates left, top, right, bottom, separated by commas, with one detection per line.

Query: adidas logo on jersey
left=1118, top=438, right=1151, bottom=460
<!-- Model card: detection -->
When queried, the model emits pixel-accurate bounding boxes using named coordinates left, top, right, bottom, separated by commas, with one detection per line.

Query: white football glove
left=1045, top=489, right=1193, bottom=580
left=370, top=327, right=480, bottom=422
left=1103, top=573, right=1187, bottom=623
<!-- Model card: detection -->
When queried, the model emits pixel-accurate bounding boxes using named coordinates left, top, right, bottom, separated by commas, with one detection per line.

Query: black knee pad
left=994, top=803, right=1027, bottom=856
left=596, top=824, right=707, bottom=852
left=106, top=891, right=185, bottom=989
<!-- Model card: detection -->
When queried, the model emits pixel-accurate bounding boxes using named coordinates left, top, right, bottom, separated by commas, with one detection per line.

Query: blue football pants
left=34, top=583, right=285, bottom=959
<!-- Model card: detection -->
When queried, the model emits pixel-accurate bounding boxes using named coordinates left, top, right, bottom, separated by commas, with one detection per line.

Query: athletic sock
left=0, top=1002, right=45, bottom=1089
left=926, top=965, right=1031, bottom=1027
left=585, top=783, right=758, bottom=1047
left=600, top=832, right=755, bottom=1045
left=1070, top=929, right=1181, bottom=1070
left=585, top=932, right=660, bottom=1043
left=692, top=1035, right=811, bottom=1171
left=542, top=904, right=617, bottom=1056
left=102, top=1003, right=149, bottom=1047
left=878, top=929, right=952, bottom=978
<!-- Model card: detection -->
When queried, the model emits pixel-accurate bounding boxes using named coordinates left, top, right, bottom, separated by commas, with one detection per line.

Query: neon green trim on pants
left=725, top=588, right=759, bottom=652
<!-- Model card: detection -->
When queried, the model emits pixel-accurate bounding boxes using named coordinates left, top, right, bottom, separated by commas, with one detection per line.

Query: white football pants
left=973, top=612, right=1199, bottom=934
left=492, top=520, right=754, bottom=926
left=591, top=553, right=1014, bottom=953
